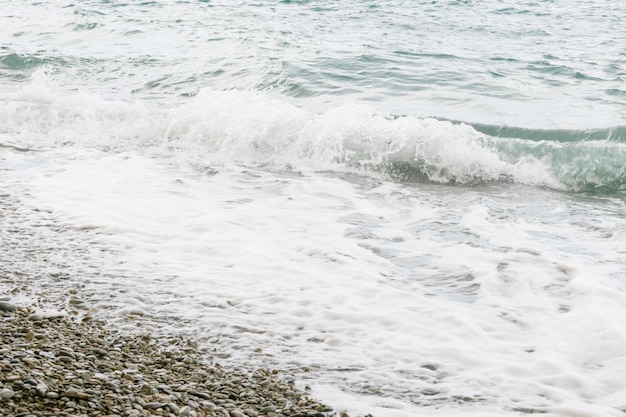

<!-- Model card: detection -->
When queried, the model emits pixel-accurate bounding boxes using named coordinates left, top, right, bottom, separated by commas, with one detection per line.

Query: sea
left=1, top=1, right=626, bottom=416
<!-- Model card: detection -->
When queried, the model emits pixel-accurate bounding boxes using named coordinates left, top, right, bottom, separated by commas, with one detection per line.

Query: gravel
left=0, top=304, right=363, bottom=417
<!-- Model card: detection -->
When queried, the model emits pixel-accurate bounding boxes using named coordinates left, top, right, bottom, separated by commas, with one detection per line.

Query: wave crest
left=2, top=73, right=624, bottom=193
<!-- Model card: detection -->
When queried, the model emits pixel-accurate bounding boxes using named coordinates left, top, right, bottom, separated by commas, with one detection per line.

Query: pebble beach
left=0, top=191, right=363, bottom=417
left=0, top=302, right=349, bottom=417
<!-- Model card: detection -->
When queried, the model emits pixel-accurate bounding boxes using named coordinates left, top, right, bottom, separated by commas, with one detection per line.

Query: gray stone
left=0, top=388, right=15, bottom=399
left=93, top=372, right=108, bottom=381
left=140, top=383, right=156, bottom=395
left=144, top=402, right=167, bottom=410
left=35, top=383, right=48, bottom=397
left=189, top=391, right=211, bottom=400
left=27, top=314, right=43, bottom=322
left=230, top=409, right=246, bottom=417
left=0, top=301, right=16, bottom=312
left=167, top=402, right=180, bottom=414
left=260, top=405, right=276, bottom=414
left=58, top=355, right=74, bottom=363
left=63, top=387, right=90, bottom=399
left=156, top=384, right=172, bottom=393
left=127, top=309, right=145, bottom=317
left=22, top=357, right=39, bottom=367
left=68, top=297, right=84, bottom=306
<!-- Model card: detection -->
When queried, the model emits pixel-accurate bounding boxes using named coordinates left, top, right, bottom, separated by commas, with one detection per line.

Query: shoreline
left=0, top=301, right=359, bottom=417
left=0, top=190, right=369, bottom=417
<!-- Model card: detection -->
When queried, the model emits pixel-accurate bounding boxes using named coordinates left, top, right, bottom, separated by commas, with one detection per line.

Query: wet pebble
left=27, top=313, right=43, bottom=322
left=0, top=301, right=16, bottom=312
left=144, top=402, right=167, bottom=409
left=46, top=392, right=60, bottom=399
left=0, top=388, right=15, bottom=399
left=35, top=383, right=48, bottom=397
left=230, top=409, right=246, bottom=417
left=64, top=387, right=91, bottom=399
left=0, top=304, right=347, bottom=417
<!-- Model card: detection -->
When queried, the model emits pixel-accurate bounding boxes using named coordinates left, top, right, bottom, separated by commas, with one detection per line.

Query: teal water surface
left=2, top=0, right=625, bottom=124
left=2, top=0, right=625, bottom=194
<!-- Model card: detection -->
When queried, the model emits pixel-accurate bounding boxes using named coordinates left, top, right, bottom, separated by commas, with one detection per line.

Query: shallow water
left=2, top=1, right=626, bottom=416
left=4, top=146, right=626, bottom=416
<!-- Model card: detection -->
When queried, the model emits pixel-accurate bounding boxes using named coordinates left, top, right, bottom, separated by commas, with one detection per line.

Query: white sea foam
left=3, top=143, right=626, bottom=416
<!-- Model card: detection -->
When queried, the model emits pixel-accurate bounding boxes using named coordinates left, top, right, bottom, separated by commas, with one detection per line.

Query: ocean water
left=2, top=1, right=626, bottom=416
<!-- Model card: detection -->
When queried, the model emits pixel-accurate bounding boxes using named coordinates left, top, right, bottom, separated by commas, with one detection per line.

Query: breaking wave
left=1, top=73, right=625, bottom=193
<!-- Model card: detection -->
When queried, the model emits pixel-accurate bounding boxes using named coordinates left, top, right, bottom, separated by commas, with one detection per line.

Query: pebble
left=64, top=387, right=91, bottom=399
left=94, top=372, right=109, bottom=381
left=140, top=383, right=156, bottom=395
left=0, top=388, right=15, bottom=399
left=35, top=383, right=48, bottom=397
left=22, top=357, right=39, bottom=367
left=189, top=391, right=212, bottom=400
left=68, top=296, right=84, bottom=306
left=0, top=301, right=16, bottom=312
left=168, top=402, right=180, bottom=414
left=127, top=309, right=145, bottom=317
left=27, top=313, right=43, bottom=322
left=144, top=402, right=167, bottom=409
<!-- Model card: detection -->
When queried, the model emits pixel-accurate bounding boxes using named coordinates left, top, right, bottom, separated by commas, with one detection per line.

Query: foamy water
left=4, top=126, right=626, bottom=416
left=2, top=1, right=626, bottom=416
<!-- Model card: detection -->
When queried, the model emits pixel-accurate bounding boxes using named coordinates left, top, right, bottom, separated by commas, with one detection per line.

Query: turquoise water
left=2, top=1, right=626, bottom=416
left=2, top=0, right=626, bottom=192
left=2, top=0, right=625, bottom=123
